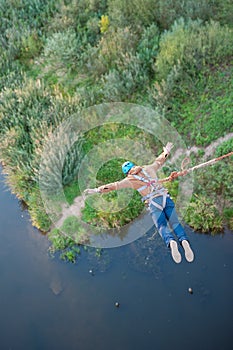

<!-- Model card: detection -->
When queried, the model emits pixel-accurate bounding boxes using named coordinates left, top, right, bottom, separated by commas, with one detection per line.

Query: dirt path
left=55, top=133, right=233, bottom=228
left=56, top=196, right=85, bottom=228
left=172, top=132, right=233, bottom=163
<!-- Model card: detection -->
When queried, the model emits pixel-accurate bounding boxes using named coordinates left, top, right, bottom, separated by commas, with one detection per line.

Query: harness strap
left=133, top=168, right=166, bottom=200
left=132, top=173, right=151, bottom=193
left=141, top=169, right=168, bottom=208
left=150, top=200, right=164, bottom=211
left=137, top=184, right=148, bottom=192
left=148, top=193, right=167, bottom=211
left=133, top=169, right=159, bottom=194
left=141, top=188, right=166, bottom=202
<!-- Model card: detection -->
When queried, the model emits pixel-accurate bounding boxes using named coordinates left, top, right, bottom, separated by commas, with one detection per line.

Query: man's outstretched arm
left=149, top=142, right=173, bottom=171
left=84, top=178, right=131, bottom=196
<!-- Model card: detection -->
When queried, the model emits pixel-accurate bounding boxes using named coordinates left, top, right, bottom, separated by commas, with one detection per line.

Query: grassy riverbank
left=0, top=0, right=233, bottom=261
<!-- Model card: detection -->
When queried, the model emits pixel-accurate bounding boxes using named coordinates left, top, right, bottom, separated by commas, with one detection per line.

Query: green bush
left=155, top=0, right=216, bottom=29
left=0, top=58, right=24, bottom=90
left=184, top=194, right=223, bottom=233
left=223, top=208, right=233, bottom=230
left=107, top=0, right=232, bottom=30
left=214, top=0, right=233, bottom=27
left=20, top=32, right=43, bottom=64
left=101, top=54, right=148, bottom=101
left=47, top=0, right=105, bottom=46
left=155, top=19, right=233, bottom=81
left=27, top=187, right=51, bottom=231
left=48, top=228, right=75, bottom=251
left=150, top=45, right=233, bottom=146
left=41, top=29, right=81, bottom=81
left=108, top=0, right=157, bottom=29
left=0, top=0, right=58, bottom=60
left=84, top=26, right=138, bottom=77
left=99, top=24, right=160, bottom=101
left=60, top=216, right=88, bottom=244
left=136, top=24, right=160, bottom=77
left=187, top=160, right=233, bottom=233
left=48, top=227, right=82, bottom=263
left=194, top=161, right=233, bottom=205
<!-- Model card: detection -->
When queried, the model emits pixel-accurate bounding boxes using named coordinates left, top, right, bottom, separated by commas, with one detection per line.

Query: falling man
left=84, top=142, right=194, bottom=263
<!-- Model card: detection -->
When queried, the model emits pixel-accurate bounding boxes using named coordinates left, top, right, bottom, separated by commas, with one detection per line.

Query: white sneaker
left=170, top=240, right=182, bottom=264
left=182, top=240, right=194, bottom=262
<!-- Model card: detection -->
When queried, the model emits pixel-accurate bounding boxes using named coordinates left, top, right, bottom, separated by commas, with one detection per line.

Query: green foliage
left=20, top=32, right=43, bottom=64
left=184, top=194, right=223, bottom=233
left=48, top=228, right=74, bottom=251
left=154, top=0, right=217, bottom=29
left=60, top=216, right=88, bottom=244
left=136, top=24, right=160, bottom=77
left=214, top=0, right=233, bottom=27
left=40, top=28, right=87, bottom=84
left=48, top=216, right=88, bottom=262
left=48, top=227, right=80, bottom=263
left=0, top=76, right=82, bottom=229
left=0, top=0, right=59, bottom=30
left=194, top=161, right=233, bottom=203
left=82, top=123, right=155, bottom=154
left=27, top=187, right=52, bottom=231
left=101, top=55, right=149, bottom=101
left=61, top=216, right=80, bottom=234
left=153, top=61, right=233, bottom=146
left=215, top=139, right=233, bottom=157
left=62, top=141, right=84, bottom=186
left=108, top=0, right=157, bottom=29
left=64, top=180, right=80, bottom=205
left=60, top=248, right=80, bottom=263
left=86, top=24, right=160, bottom=101
left=97, top=158, right=124, bottom=183
left=55, top=0, right=107, bottom=29
left=165, top=180, right=179, bottom=201
left=188, top=160, right=233, bottom=231
left=82, top=190, right=144, bottom=228
left=156, top=18, right=233, bottom=81
left=107, top=0, right=233, bottom=31
left=0, top=0, right=59, bottom=61
left=96, top=26, right=138, bottom=74
left=47, top=0, right=105, bottom=47
left=223, top=208, right=233, bottom=230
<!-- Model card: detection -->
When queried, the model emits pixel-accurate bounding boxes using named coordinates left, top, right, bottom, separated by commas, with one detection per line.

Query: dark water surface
left=0, top=168, right=233, bottom=350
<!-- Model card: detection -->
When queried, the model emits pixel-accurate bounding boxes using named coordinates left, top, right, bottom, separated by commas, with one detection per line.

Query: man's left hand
left=164, top=142, right=174, bottom=154
left=84, top=188, right=100, bottom=195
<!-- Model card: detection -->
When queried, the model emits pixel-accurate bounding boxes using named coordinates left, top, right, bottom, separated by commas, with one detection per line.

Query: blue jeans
left=149, top=195, right=188, bottom=247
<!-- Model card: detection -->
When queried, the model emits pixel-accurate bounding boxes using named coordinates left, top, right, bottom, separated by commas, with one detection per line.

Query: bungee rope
left=158, top=151, right=233, bottom=184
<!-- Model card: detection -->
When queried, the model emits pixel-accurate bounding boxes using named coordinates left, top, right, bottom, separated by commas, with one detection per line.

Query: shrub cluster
left=155, top=19, right=233, bottom=81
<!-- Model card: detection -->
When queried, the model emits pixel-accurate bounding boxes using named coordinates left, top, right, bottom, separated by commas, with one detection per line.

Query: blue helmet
left=122, top=161, right=135, bottom=174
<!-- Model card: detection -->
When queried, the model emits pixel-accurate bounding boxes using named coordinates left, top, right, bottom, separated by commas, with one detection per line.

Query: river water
left=0, top=167, right=233, bottom=350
